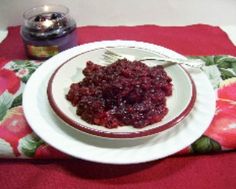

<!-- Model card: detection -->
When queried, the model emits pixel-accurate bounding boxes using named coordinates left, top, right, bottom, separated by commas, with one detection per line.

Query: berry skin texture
left=66, top=59, right=172, bottom=129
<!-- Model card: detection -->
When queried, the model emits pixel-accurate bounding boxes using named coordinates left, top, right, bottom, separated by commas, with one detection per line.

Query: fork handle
left=139, top=57, right=204, bottom=68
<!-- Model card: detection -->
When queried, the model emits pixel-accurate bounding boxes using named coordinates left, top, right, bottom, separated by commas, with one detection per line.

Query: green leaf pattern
left=18, top=133, right=44, bottom=157
left=195, top=55, right=236, bottom=78
left=1, top=56, right=236, bottom=157
left=189, top=55, right=236, bottom=154
left=0, top=60, right=41, bottom=121
left=10, top=94, right=22, bottom=108
left=10, top=60, right=41, bottom=83
left=0, top=92, right=14, bottom=121
left=191, top=135, right=221, bottom=154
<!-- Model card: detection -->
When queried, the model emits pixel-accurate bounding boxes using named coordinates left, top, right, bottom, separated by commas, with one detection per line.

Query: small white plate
left=47, top=46, right=196, bottom=138
left=23, top=40, right=216, bottom=164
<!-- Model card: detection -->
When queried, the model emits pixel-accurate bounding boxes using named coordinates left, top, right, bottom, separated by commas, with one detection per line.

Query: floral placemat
left=0, top=56, right=236, bottom=158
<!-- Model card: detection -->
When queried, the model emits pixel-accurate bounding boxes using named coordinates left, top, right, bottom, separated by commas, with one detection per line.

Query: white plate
left=47, top=46, right=196, bottom=138
left=23, top=40, right=216, bottom=164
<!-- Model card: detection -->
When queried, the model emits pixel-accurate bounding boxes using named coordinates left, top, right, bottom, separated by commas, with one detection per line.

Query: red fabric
left=1, top=24, right=236, bottom=189
left=1, top=153, right=236, bottom=189
left=0, top=24, right=236, bottom=60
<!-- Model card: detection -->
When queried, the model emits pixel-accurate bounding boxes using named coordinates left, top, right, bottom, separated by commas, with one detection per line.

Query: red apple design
left=0, top=106, right=32, bottom=156
left=0, top=69, right=21, bottom=95
left=35, top=143, right=69, bottom=159
left=218, top=78, right=236, bottom=101
left=205, top=100, right=236, bottom=149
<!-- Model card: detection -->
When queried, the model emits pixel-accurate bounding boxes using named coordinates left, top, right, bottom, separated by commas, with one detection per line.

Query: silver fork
left=103, top=49, right=204, bottom=68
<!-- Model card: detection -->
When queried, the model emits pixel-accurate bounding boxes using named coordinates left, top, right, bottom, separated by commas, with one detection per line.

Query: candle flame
left=42, top=19, right=53, bottom=28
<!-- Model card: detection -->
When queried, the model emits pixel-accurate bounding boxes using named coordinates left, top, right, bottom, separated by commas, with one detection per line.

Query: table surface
left=0, top=24, right=236, bottom=189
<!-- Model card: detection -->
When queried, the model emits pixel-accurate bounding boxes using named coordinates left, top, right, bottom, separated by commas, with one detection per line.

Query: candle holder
left=21, top=5, right=77, bottom=60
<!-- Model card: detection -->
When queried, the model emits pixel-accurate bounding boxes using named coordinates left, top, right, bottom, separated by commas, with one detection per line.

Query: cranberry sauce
left=66, top=59, right=173, bottom=128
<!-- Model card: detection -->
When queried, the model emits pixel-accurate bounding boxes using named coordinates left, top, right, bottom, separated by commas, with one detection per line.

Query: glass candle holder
left=21, top=5, right=77, bottom=60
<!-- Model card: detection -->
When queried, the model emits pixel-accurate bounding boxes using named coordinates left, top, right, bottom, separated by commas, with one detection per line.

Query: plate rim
left=22, top=40, right=216, bottom=164
left=47, top=47, right=197, bottom=138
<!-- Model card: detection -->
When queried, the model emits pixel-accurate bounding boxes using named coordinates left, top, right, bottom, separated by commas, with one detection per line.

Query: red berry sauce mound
left=66, top=59, right=172, bottom=128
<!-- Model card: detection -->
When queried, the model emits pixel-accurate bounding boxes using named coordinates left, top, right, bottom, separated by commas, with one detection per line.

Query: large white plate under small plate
left=47, top=46, right=196, bottom=138
left=23, top=40, right=216, bottom=164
